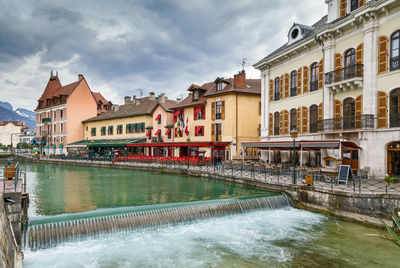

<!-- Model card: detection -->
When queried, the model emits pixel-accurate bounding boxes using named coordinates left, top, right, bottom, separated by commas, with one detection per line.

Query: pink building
left=35, top=71, right=111, bottom=154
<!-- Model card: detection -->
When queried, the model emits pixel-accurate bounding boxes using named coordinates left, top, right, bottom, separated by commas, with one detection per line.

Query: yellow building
left=67, top=93, right=176, bottom=156
left=171, top=71, right=261, bottom=160
left=250, top=0, right=400, bottom=177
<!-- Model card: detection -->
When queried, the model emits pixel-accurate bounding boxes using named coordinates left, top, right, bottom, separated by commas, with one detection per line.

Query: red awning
left=195, top=127, right=202, bottom=135
left=174, top=111, right=180, bottom=116
left=155, top=114, right=161, bottom=120
left=146, top=130, right=151, bottom=137
left=155, top=129, right=161, bottom=135
left=194, top=107, right=201, bottom=114
left=165, top=129, right=171, bottom=135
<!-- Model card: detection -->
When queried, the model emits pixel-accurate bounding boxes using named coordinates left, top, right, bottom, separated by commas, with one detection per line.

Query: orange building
left=35, top=71, right=111, bottom=154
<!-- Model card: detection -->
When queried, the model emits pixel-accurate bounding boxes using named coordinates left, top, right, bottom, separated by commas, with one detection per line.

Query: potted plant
left=384, top=175, right=400, bottom=184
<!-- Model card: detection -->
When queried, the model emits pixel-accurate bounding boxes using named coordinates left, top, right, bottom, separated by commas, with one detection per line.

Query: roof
left=158, top=99, right=177, bottom=112
left=92, top=92, right=111, bottom=105
left=82, top=97, right=158, bottom=123
left=254, top=15, right=327, bottom=66
left=172, top=76, right=261, bottom=109
left=0, top=121, right=28, bottom=129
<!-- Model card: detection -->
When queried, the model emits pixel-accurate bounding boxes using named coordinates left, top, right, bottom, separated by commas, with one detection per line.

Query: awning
left=195, top=127, right=202, bottom=135
left=67, top=138, right=146, bottom=148
left=241, top=140, right=361, bottom=150
left=194, top=107, right=201, bottom=114
left=132, top=123, right=137, bottom=128
left=139, top=123, right=144, bottom=128
left=128, top=142, right=230, bottom=147
left=155, top=129, right=161, bottom=135
left=155, top=114, right=161, bottom=120
left=146, top=130, right=151, bottom=137
left=174, top=111, right=180, bottom=117
left=108, top=126, right=113, bottom=130
left=165, top=129, right=171, bottom=135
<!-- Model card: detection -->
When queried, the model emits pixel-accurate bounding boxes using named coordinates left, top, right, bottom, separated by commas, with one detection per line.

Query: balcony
left=274, top=127, right=279, bottom=136
left=390, top=56, right=400, bottom=71
left=390, top=113, right=400, bottom=128
left=42, top=118, right=51, bottom=123
left=324, top=64, right=363, bottom=93
left=317, top=115, right=375, bottom=132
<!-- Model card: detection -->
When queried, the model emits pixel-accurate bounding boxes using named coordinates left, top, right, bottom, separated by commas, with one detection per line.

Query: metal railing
left=274, top=127, right=279, bottom=136
left=310, top=80, right=318, bottom=91
left=324, top=64, right=363, bottom=85
left=390, top=56, right=400, bottom=71
left=290, top=87, right=297, bottom=97
left=389, top=113, right=400, bottom=128
left=317, top=115, right=375, bottom=132
left=1, top=162, right=26, bottom=193
left=42, top=156, right=400, bottom=195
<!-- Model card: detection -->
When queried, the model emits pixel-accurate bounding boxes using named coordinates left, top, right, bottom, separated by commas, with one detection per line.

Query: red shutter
left=202, top=107, right=205, bottom=120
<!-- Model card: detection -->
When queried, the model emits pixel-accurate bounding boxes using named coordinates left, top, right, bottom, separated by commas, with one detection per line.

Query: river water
left=20, top=162, right=400, bottom=267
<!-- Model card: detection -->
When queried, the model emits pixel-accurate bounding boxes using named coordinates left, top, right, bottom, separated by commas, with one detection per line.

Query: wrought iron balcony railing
left=390, top=56, right=400, bottom=71
left=42, top=118, right=51, bottom=123
left=317, top=115, right=375, bottom=132
left=310, top=81, right=318, bottom=91
left=274, top=127, right=279, bottom=136
left=390, top=113, right=400, bottom=128
left=309, top=122, right=318, bottom=133
left=290, top=87, right=297, bottom=97
left=324, top=64, right=363, bottom=85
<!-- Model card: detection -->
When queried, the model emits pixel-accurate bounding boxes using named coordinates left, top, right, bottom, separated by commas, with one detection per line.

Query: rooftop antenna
left=137, top=89, right=143, bottom=97
left=237, top=58, right=248, bottom=73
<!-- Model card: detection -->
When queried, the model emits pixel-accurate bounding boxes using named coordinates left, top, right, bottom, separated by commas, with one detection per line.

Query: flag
left=184, top=117, right=189, bottom=135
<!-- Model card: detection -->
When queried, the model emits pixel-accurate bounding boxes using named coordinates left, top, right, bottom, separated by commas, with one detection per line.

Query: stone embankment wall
left=15, top=155, right=400, bottom=227
left=0, top=197, right=22, bottom=268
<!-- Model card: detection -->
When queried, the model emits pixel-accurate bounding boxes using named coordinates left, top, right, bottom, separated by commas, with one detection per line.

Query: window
left=60, top=109, right=63, bottom=119
left=101, top=127, right=106, bottom=136
left=343, top=97, right=356, bottom=129
left=156, top=114, right=161, bottom=124
left=217, top=83, right=223, bottom=91
left=350, top=0, right=359, bottom=12
left=193, top=90, right=199, bottom=100
left=310, top=63, right=318, bottom=92
left=215, top=123, right=222, bottom=141
left=290, top=108, right=297, bottom=132
left=60, top=123, right=63, bottom=133
left=167, top=129, right=172, bottom=139
left=274, top=77, right=280, bottom=101
left=390, top=88, right=400, bottom=127
left=86, top=126, right=88, bottom=131
left=97, top=104, right=101, bottom=110
left=195, top=126, right=204, bottom=136
left=54, top=124, right=56, bottom=133
left=117, top=125, right=123, bottom=134
left=215, top=101, right=222, bottom=119
left=290, top=71, right=297, bottom=97
left=274, top=112, right=280, bottom=135
left=194, top=106, right=205, bottom=120
left=390, top=30, right=400, bottom=71
left=344, top=48, right=356, bottom=79
left=309, top=105, right=318, bottom=133
left=108, top=126, right=114, bottom=135
left=91, top=128, right=96, bottom=136
left=54, top=111, right=56, bottom=119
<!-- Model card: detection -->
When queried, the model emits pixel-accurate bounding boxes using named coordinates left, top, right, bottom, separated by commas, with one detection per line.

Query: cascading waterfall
left=26, top=194, right=292, bottom=250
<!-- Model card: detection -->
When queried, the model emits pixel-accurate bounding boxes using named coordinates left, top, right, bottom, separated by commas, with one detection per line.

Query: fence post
left=331, top=177, right=333, bottom=191
left=358, top=176, right=361, bottom=193
left=231, top=162, right=233, bottom=177
left=240, top=162, right=243, bottom=178
left=264, top=165, right=267, bottom=181
left=385, top=183, right=388, bottom=194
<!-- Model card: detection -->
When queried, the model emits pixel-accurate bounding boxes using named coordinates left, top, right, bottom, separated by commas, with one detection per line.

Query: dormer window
left=217, top=82, right=223, bottom=91
left=287, top=24, right=306, bottom=45
left=193, top=90, right=199, bottom=100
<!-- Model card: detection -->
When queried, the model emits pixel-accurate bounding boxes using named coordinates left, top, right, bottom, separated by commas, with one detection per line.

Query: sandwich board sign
left=338, top=165, right=352, bottom=185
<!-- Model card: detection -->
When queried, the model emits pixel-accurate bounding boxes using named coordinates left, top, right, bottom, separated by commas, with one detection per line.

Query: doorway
left=388, top=142, right=400, bottom=176
left=342, top=149, right=359, bottom=171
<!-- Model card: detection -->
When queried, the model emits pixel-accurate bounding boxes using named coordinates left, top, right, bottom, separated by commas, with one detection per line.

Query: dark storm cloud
left=0, top=0, right=326, bottom=109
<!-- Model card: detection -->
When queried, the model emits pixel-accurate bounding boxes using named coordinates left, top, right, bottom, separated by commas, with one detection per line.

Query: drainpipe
left=236, top=93, right=239, bottom=157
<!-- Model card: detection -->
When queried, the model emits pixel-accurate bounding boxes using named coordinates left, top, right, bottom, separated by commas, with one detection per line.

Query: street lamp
left=290, top=128, right=298, bottom=184
left=186, top=136, right=191, bottom=169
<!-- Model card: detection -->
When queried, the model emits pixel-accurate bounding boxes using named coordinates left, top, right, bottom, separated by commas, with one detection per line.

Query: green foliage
left=379, top=212, right=400, bottom=248
left=20, top=142, right=31, bottom=149
left=384, top=176, right=400, bottom=184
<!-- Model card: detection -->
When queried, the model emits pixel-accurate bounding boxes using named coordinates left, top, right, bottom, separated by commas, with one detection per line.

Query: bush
left=384, top=176, right=400, bottom=184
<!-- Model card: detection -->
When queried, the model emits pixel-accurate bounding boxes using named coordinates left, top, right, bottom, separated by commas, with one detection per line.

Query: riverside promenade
left=14, top=154, right=400, bottom=227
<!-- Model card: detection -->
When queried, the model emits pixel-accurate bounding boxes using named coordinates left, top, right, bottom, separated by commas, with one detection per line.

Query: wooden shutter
left=297, top=67, right=302, bottom=95
left=360, top=0, right=365, bottom=7
left=377, top=91, right=388, bottom=128
left=283, top=110, right=289, bottom=134
left=355, top=95, right=363, bottom=129
left=297, top=107, right=301, bottom=134
left=378, top=36, right=388, bottom=74
left=211, top=123, right=215, bottom=141
left=279, top=112, right=283, bottom=135
left=318, top=103, right=323, bottom=121
left=340, top=0, right=347, bottom=17
left=221, top=101, right=225, bottom=120
left=211, top=102, right=215, bottom=120
left=258, top=101, right=261, bottom=116
left=301, top=106, right=308, bottom=134
left=334, top=100, right=342, bottom=130
left=280, top=75, right=283, bottom=99
left=334, top=53, right=342, bottom=82
left=303, top=66, right=309, bottom=93
left=269, top=79, right=273, bottom=102
left=318, top=59, right=324, bottom=90
left=284, top=73, right=289, bottom=98
left=269, top=113, right=273, bottom=136
left=356, top=43, right=363, bottom=64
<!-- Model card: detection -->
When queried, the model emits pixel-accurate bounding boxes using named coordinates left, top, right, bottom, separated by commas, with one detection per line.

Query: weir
left=26, top=195, right=292, bottom=250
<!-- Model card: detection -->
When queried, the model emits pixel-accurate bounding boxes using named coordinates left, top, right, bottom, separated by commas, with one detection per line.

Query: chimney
left=78, top=74, right=84, bottom=80
left=159, top=93, right=166, bottom=103
left=176, top=98, right=181, bottom=102
left=124, top=96, right=131, bottom=104
left=135, top=98, right=140, bottom=106
left=132, top=95, right=136, bottom=101
left=233, top=71, right=246, bottom=89
left=113, top=104, right=119, bottom=112
left=149, top=92, right=155, bottom=100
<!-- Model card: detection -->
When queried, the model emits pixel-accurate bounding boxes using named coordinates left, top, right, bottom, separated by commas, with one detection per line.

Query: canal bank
left=14, top=155, right=399, bottom=228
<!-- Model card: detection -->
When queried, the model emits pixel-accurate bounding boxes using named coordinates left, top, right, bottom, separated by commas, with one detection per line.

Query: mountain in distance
left=0, top=101, right=36, bottom=130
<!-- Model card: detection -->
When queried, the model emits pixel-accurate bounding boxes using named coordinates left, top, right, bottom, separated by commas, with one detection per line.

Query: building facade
left=254, top=0, right=400, bottom=176
left=171, top=71, right=261, bottom=160
left=35, top=72, right=111, bottom=154
left=0, top=121, right=28, bottom=147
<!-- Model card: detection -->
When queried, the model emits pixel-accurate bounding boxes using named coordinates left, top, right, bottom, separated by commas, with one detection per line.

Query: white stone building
left=252, top=0, right=400, bottom=177
left=0, top=121, right=28, bottom=147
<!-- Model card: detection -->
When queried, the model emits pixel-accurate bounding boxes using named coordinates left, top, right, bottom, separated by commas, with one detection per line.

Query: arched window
left=390, top=88, right=400, bottom=128
left=344, top=48, right=356, bottom=79
left=310, top=62, right=318, bottom=91
left=274, top=77, right=280, bottom=101
left=274, top=112, right=280, bottom=135
left=390, top=30, right=400, bottom=71
left=343, top=97, right=355, bottom=129
left=290, top=71, right=297, bottom=97
left=309, top=105, right=318, bottom=133
left=350, top=0, right=359, bottom=12
left=290, top=108, right=297, bottom=131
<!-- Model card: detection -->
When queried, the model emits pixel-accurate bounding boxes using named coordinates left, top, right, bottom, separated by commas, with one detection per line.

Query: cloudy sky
left=0, top=0, right=326, bottom=110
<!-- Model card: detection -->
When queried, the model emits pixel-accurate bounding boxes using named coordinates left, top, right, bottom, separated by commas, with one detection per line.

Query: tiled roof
left=0, top=121, right=28, bottom=129
left=82, top=97, right=158, bottom=123
left=158, top=99, right=177, bottom=112
left=92, top=92, right=111, bottom=105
